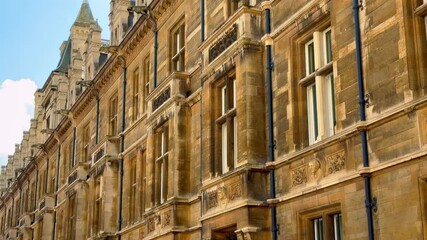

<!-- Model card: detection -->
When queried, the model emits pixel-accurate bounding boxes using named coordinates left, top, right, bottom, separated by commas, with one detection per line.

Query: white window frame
left=303, top=27, right=335, bottom=145
left=313, top=217, right=324, bottom=240
left=217, top=77, right=237, bottom=174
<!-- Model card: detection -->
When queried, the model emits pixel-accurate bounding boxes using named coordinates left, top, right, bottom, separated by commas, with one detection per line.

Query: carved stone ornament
left=207, top=191, right=218, bottom=209
left=161, top=210, right=171, bottom=227
left=152, top=87, right=171, bottom=112
left=205, top=181, right=243, bottom=209
left=209, top=24, right=238, bottom=63
left=308, top=158, right=321, bottom=176
left=326, top=150, right=345, bottom=174
left=291, top=166, right=307, bottom=186
left=228, top=181, right=243, bottom=201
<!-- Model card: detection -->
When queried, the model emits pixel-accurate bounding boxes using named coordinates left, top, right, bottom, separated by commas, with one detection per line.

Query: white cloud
left=0, top=79, right=37, bottom=166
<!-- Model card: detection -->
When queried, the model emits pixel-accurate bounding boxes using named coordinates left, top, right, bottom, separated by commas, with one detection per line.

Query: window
left=313, top=217, right=324, bottom=240
left=129, top=157, right=137, bottom=224
left=94, top=177, right=103, bottom=234
left=143, top=56, right=150, bottom=105
left=216, top=75, right=237, bottom=174
left=171, top=23, right=185, bottom=72
left=132, top=69, right=140, bottom=121
left=38, top=170, right=46, bottom=199
left=155, top=123, right=169, bottom=204
left=68, top=195, right=76, bottom=240
left=333, top=213, right=343, bottom=240
left=109, top=94, right=118, bottom=136
left=45, top=116, right=51, bottom=130
left=301, top=27, right=335, bottom=145
left=139, top=150, right=146, bottom=219
left=68, top=142, right=74, bottom=171
left=83, top=124, right=91, bottom=163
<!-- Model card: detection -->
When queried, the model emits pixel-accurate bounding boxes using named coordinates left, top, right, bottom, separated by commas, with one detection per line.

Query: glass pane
left=222, top=86, right=227, bottom=115
left=326, top=74, right=336, bottom=136
left=232, top=79, right=236, bottom=109
left=306, top=41, right=315, bottom=75
left=324, top=30, right=333, bottom=63
left=222, top=123, right=228, bottom=174
left=233, top=117, right=237, bottom=168
left=333, top=213, right=343, bottom=240
left=313, top=218, right=324, bottom=240
left=307, top=84, right=316, bottom=144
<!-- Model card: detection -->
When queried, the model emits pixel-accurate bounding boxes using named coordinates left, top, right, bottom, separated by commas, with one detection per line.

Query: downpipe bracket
left=366, top=197, right=378, bottom=213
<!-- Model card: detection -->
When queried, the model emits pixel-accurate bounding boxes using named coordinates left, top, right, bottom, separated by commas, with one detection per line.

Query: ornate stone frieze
left=67, top=171, right=78, bottom=185
left=205, top=180, right=243, bottom=209
left=207, top=190, right=218, bottom=209
left=291, top=166, right=307, bottom=186
left=326, top=150, right=345, bottom=174
left=89, top=163, right=105, bottom=178
left=147, top=214, right=160, bottom=233
left=209, top=24, right=238, bottom=63
left=228, top=181, right=243, bottom=201
left=152, top=87, right=171, bottom=112
left=92, top=144, right=105, bottom=164
left=161, top=210, right=171, bottom=227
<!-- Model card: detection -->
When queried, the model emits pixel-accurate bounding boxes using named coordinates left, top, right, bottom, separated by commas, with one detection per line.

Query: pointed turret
left=74, top=0, right=96, bottom=27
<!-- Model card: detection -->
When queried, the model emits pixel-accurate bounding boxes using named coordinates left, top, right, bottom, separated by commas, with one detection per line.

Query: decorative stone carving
left=147, top=214, right=160, bottom=233
left=326, top=150, right=345, bottom=174
left=147, top=216, right=156, bottom=233
left=205, top=181, right=243, bottom=209
left=207, top=191, right=218, bottom=209
left=308, top=158, right=321, bottom=176
left=162, top=210, right=171, bottom=227
left=217, top=186, right=227, bottom=206
left=152, top=87, right=171, bottom=112
left=209, top=24, right=238, bottom=63
left=291, top=166, right=307, bottom=186
left=228, top=181, right=243, bottom=201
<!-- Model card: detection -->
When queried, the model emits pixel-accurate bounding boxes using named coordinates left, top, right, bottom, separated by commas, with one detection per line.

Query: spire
left=74, top=0, right=95, bottom=26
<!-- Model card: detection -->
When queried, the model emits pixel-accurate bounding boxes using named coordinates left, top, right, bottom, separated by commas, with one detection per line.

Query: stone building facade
left=0, top=0, right=426, bottom=239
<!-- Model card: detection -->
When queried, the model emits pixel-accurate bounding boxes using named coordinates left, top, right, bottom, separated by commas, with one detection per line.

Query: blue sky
left=0, top=0, right=110, bottom=166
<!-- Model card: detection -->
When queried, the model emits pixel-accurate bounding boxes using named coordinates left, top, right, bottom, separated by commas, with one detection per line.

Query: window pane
left=221, top=86, right=227, bottom=115
left=325, top=74, right=336, bottom=136
left=324, top=29, right=333, bottom=63
left=333, top=213, right=343, bottom=240
left=160, top=161, right=164, bottom=203
left=313, top=218, right=324, bottom=240
left=307, top=83, right=318, bottom=144
left=232, top=79, right=236, bottom=109
left=233, top=116, right=237, bottom=168
left=306, top=41, right=315, bottom=75
left=222, top=123, right=228, bottom=174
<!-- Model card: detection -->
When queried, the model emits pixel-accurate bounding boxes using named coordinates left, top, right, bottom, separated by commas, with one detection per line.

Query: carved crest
left=326, top=150, right=345, bottom=174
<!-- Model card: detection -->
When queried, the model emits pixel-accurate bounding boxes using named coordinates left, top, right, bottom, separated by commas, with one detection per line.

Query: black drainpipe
left=95, top=97, right=100, bottom=144
left=45, top=158, right=49, bottom=196
left=200, top=0, right=205, bottom=42
left=153, top=31, right=158, bottom=88
left=200, top=1, right=205, bottom=238
left=72, top=127, right=76, bottom=168
left=264, top=4, right=278, bottom=240
left=118, top=56, right=127, bottom=240
left=353, top=1, right=374, bottom=239
left=52, top=144, right=61, bottom=240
